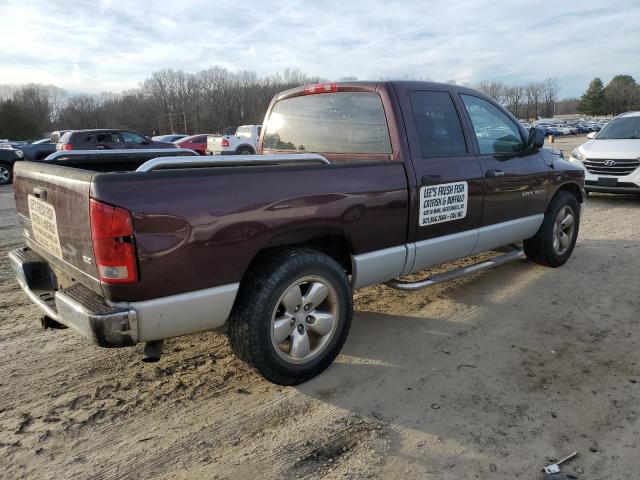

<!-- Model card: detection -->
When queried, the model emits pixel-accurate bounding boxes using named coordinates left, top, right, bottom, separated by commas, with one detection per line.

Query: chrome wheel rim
left=0, top=166, right=9, bottom=184
left=271, top=276, right=339, bottom=365
left=552, top=205, right=575, bottom=256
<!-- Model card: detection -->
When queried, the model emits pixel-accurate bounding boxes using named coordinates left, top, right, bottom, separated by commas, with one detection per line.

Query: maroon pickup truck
left=10, top=81, right=585, bottom=385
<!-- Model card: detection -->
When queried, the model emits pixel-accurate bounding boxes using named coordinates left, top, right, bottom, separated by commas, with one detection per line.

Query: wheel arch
left=242, top=230, right=355, bottom=283
left=235, top=144, right=255, bottom=154
left=548, top=181, right=584, bottom=207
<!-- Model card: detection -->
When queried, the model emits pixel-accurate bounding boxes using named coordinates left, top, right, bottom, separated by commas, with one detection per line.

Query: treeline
left=578, top=75, right=640, bottom=115
left=474, top=77, right=560, bottom=120
left=0, top=67, right=320, bottom=140
left=2, top=68, right=635, bottom=140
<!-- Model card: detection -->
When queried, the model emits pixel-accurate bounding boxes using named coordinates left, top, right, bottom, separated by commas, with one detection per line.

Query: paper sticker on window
left=419, top=181, right=468, bottom=226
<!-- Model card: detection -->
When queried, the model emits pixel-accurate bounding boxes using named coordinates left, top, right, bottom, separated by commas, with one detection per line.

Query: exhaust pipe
left=142, top=340, right=163, bottom=363
left=40, top=315, right=67, bottom=330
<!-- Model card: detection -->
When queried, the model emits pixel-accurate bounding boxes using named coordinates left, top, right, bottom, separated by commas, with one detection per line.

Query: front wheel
left=0, top=163, right=12, bottom=185
left=524, top=191, right=580, bottom=267
left=227, top=248, right=352, bottom=385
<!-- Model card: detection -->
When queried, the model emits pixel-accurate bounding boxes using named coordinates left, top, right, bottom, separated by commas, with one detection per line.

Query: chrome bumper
left=9, top=248, right=137, bottom=347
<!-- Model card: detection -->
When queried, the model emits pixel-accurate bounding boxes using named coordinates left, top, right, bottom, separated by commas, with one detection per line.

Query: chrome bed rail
left=136, top=153, right=331, bottom=172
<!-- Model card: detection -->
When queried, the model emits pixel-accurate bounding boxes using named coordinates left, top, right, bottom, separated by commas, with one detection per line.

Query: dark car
left=56, top=129, right=177, bottom=151
left=0, top=147, right=23, bottom=184
left=18, top=131, right=72, bottom=161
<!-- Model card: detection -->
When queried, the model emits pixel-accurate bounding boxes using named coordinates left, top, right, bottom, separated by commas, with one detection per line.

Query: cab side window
left=410, top=91, right=467, bottom=157
left=460, top=94, right=524, bottom=154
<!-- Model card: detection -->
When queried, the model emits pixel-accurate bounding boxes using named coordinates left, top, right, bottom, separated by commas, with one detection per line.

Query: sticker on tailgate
left=28, top=194, right=63, bottom=258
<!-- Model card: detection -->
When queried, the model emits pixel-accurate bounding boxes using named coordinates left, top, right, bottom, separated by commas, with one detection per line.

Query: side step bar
left=385, top=249, right=526, bottom=292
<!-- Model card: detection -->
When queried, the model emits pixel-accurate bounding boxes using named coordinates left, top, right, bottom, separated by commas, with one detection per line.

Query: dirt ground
left=1, top=135, right=639, bottom=479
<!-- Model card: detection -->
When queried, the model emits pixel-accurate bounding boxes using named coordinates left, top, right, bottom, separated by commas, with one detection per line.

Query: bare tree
left=476, top=80, right=506, bottom=104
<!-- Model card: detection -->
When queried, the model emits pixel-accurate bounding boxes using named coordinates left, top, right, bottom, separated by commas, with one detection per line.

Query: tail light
left=304, top=82, right=337, bottom=95
left=89, top=199, right=138, bottom=284
left=221, top=138, right=230, bottom=147
left=62, top=144, right=73, bottom=151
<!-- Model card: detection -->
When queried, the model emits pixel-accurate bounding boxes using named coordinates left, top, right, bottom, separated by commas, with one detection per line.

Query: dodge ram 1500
left=10, top=81, right=584, bottom=385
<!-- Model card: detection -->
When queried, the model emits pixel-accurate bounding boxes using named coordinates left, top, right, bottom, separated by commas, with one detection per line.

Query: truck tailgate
left=13, top=161, right=100, bottom=292
left=207, top=135, right=224, bottom=154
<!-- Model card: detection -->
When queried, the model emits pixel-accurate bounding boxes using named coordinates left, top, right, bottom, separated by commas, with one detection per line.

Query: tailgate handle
left=33, top=187, right=47, bottom=200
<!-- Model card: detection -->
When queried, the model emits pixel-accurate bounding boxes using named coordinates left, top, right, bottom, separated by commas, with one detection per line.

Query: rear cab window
left=236, top=126, right=253, bottom=138
left=263, top=92, right=392, bottom=160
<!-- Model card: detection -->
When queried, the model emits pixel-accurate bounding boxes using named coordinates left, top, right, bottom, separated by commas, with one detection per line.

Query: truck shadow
left=295, top=237, right=640, bottom=474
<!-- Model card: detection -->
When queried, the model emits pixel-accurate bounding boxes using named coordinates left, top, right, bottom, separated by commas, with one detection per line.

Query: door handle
left=421, top=174, right=443, bottom=185
left=485, top=170, right=505, bottom=178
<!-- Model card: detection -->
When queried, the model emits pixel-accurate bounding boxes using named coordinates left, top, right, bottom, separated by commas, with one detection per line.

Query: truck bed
left=13, top=155, right=409, bottom=304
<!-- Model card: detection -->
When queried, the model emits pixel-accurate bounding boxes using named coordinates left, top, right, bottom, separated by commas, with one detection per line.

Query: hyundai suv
left=570, top=112, right=640, bottom=193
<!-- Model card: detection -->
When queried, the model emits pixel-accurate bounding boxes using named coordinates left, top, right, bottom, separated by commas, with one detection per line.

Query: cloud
left=0, top=0, right=637, bottom=97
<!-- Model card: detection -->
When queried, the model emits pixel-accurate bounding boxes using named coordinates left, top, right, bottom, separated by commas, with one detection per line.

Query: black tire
left=227, top=248, right=352, bottom=385
left=236, top=147, right=253, bottom=155
left=524, top=191, right=580, bottom=267
left=0, top=162, right=12, bottom=185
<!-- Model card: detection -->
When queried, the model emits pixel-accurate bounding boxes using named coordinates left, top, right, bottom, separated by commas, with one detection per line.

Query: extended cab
left=206, top=124, right=261, bottom=155
left=10, top=81, right=584, bottom=385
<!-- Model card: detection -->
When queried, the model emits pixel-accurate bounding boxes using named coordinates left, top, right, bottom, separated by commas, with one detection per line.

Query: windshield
left=597, top=117, right=640, bottom=139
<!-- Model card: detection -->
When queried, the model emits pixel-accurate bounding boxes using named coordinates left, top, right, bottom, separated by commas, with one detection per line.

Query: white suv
left=569, top=112, right=640, bottom=193
left=206, top=125, right=262, bottom=155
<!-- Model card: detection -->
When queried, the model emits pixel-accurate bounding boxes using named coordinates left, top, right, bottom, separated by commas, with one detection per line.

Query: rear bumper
left=9, top=247, right=240, bottom=347
left=9, top=248, right=138, bottom=347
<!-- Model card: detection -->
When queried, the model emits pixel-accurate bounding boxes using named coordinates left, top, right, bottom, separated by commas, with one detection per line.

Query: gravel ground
left=1, top=136, right=639, bottom=479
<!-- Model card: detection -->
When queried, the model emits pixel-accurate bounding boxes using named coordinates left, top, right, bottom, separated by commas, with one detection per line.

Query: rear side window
left=263, top=92, right=391, bottom=155
left=121, top=131, right=147, bottom=143
left=460, top=95, right=524, bottom=154
left=96, top=133, right=123, bottom=144
left=410, top=91, right=467, bottom=157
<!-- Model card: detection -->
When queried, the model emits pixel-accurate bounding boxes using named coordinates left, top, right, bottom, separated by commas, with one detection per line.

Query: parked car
left=151, top=134, right=188, bottom=143
left=0, top=147, right=23, bottom=185
left=9, top=81, right=584, bottom=385
left=206, top=124, right=262, bottom=155
left=569, top=111, right=640, bottom=193
left=56, top=129, right=177, bottom=151
left=18, top=131, right=72, bottom=161
left=1, top=140, right=28, bottom=149
left=174, top=134, right=209, bottom=155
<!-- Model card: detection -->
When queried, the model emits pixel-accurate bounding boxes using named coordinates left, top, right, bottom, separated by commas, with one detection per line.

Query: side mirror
left=527, top=127, right=545, bottom=150
left=586, top=132, right=597, bottom=139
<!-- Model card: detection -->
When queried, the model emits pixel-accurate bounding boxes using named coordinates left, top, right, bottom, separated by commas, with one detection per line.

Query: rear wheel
left=524, top=191, right=580, bottom=267
left=237, top=147, right=253, bottom=155
left=227, top=248, right=352, bottom=385
left=0, top=163, right=12, bottom=185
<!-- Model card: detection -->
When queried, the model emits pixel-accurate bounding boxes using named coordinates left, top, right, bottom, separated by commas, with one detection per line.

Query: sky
left=0, top=0, right=638, bottom=98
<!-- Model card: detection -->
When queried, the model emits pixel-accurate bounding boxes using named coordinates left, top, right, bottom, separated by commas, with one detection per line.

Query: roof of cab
left=274, top=80, right=488, bottom=102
